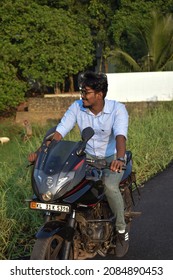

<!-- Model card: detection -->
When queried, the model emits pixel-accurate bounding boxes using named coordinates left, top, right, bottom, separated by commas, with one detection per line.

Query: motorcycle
left=28, top=127, right=140, bottom=260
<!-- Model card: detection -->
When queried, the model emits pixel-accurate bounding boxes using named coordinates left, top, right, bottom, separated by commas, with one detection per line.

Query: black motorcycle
left=28, top=127, right=140, bottom=260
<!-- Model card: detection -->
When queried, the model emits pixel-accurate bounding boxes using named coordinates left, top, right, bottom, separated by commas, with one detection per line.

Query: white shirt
left=56, top=99, right=128, bottom=157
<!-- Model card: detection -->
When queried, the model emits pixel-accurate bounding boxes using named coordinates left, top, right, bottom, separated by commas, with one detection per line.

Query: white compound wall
left=106, top=71, right=173, bottom=102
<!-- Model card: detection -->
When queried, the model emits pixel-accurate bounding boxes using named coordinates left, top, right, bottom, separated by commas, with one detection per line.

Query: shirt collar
left=79, top=99, right=110, bottom=114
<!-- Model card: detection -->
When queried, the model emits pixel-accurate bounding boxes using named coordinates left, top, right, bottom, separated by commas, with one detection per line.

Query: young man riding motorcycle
left=28, top=71, right=129, bottom=258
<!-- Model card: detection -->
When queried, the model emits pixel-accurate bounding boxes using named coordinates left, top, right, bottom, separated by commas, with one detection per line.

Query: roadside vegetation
left=0, top=102, right=173, bottom=260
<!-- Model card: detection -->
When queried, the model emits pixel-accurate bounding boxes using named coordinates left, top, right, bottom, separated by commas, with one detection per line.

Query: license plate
left=29, top=201, right=71, bottom=213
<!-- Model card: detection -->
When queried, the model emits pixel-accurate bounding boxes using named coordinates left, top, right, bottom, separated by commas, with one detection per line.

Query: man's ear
left=97, top=91, right=103, bottom=99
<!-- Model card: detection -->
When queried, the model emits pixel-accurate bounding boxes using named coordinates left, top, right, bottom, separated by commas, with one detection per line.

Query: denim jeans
left=87, top=154, right=126, bottom=231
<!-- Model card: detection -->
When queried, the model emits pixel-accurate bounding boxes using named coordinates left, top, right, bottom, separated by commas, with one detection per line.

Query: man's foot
left=115, top=228, right=129, bottom=257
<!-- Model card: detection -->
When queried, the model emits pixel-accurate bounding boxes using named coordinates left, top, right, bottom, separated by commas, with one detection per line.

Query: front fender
left=36, top=220, right=75, bottom=240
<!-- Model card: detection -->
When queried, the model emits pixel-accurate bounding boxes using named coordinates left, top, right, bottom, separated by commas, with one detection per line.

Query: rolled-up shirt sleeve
left=56, top=102, right=78, bottom=138
left=113, top=103, right=129, bottom=139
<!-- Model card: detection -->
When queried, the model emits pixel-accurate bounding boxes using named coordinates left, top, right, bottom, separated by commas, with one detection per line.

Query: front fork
left=62, top=210, right=76, bottom=260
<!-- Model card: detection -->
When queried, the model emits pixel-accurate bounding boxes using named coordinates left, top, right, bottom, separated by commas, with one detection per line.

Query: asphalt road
left=96, top=162, right=173, bottom=260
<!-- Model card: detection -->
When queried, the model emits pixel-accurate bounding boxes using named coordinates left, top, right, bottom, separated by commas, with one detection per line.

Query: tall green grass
left=0, top=102, right=173, bottom=259
left=127, top=102, right=173, bottom=182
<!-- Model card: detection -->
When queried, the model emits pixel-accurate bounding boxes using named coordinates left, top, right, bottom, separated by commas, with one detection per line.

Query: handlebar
left=86, top=158, right=126, bottom=170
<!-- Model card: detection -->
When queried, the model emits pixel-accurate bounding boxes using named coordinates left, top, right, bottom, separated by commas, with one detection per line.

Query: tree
left=0, top=61, right=26, bottom=114
left=34, top=0, right=173, bottom=73
left=35, top=0, right=119, bottom=73
left=0, top=0, right=94, bottom=113
left=108, top=11, right=173, bottom=72
left=0, top=39, right=26, bottom=114
left=111, top=0, right=173, bottom=46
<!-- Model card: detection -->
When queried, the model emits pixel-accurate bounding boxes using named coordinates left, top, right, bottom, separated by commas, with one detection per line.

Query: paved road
left=96, top=162, right=173, bottom=260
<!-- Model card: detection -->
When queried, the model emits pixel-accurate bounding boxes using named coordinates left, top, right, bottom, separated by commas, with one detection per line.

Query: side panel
left=63, top=180, right=104, bottom=205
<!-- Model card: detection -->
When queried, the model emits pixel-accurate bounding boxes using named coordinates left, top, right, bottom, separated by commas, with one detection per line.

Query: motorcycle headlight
left=57, top=176, right=69, bottom=187
left=42, top=191, right=52, bottom=201
left=55, top=172, right=75, bottom=197
left=56, top=172, right=75, bottom=191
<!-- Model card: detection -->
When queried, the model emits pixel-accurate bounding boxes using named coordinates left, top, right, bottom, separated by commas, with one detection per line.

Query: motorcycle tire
left=30, top=234, right=73, bottom=260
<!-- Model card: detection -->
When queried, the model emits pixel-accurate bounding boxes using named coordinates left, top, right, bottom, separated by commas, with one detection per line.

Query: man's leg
left=103, top=158, right=129, bottom=257
left=103, top=169, right=126, bottom=231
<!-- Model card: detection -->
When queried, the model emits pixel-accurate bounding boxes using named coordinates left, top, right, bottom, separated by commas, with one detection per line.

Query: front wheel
left=30, top=234, right=73, bottom=260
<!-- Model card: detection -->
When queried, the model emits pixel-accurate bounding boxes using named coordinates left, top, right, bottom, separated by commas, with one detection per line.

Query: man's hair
left=79, top=71, right=108, bottom=98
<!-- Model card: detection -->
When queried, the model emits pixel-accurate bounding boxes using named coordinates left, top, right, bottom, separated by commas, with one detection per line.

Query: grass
left=127, top=102, right=173, bottom=182
left=0, top=101, right=173, bottom=259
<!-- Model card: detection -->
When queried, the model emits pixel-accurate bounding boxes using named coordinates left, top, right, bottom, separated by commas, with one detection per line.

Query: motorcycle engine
left=84, top=222, right=106, bottom=241
left=76, top=207, right=113, bottom=256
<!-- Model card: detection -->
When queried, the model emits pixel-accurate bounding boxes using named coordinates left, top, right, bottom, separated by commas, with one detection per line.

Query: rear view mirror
left=76, top=127, right=94, bottom=156
left=81, top=127, right=94, bottom=142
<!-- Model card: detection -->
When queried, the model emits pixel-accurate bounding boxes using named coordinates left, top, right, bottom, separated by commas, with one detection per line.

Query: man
left=28, top=71, right=129, bottom=257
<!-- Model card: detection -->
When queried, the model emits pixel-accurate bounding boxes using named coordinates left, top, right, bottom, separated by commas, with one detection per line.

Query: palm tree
left=108, top=11, right=173, bottom=72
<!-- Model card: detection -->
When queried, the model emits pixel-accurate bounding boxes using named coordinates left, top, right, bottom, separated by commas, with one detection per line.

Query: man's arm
left=28, top=131, right=63, bottom=163
left=110, top=135, right=126, bottom=172
left=116, top=135, right=126, bottom=159
left=28, top=101, right=78, bottom=163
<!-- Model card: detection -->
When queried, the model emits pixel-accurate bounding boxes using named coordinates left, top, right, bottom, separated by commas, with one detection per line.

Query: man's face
left=80, top=86, right=101, bottom=108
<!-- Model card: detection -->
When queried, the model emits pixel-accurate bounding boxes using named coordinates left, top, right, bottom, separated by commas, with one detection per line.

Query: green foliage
left=0, top=0, right=94, bottom=111
left=143, top=12, right=173, bottom=71
left=111, top=0, right=173, bottom=46
left=109, top=11, right=173, bottom=72
left=0, top=60, right=26, bottom=113
left=34, top=0, right=118, bottom=72
left=6, top=0, right=93, bottom=80
left=127, top=102, right=173, bottom=182
left=1, top=0, right=173, bottom=113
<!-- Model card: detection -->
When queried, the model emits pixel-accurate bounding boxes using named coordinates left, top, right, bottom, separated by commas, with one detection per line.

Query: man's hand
left=110, top=159, right=125, bottom=172
left=28, top=152, right=38, bottom=163
left=52, top=131, right=62, bottom=141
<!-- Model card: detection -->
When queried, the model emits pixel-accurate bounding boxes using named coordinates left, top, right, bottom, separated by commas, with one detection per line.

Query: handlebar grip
left=86, top=158, right=126, bottom=170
